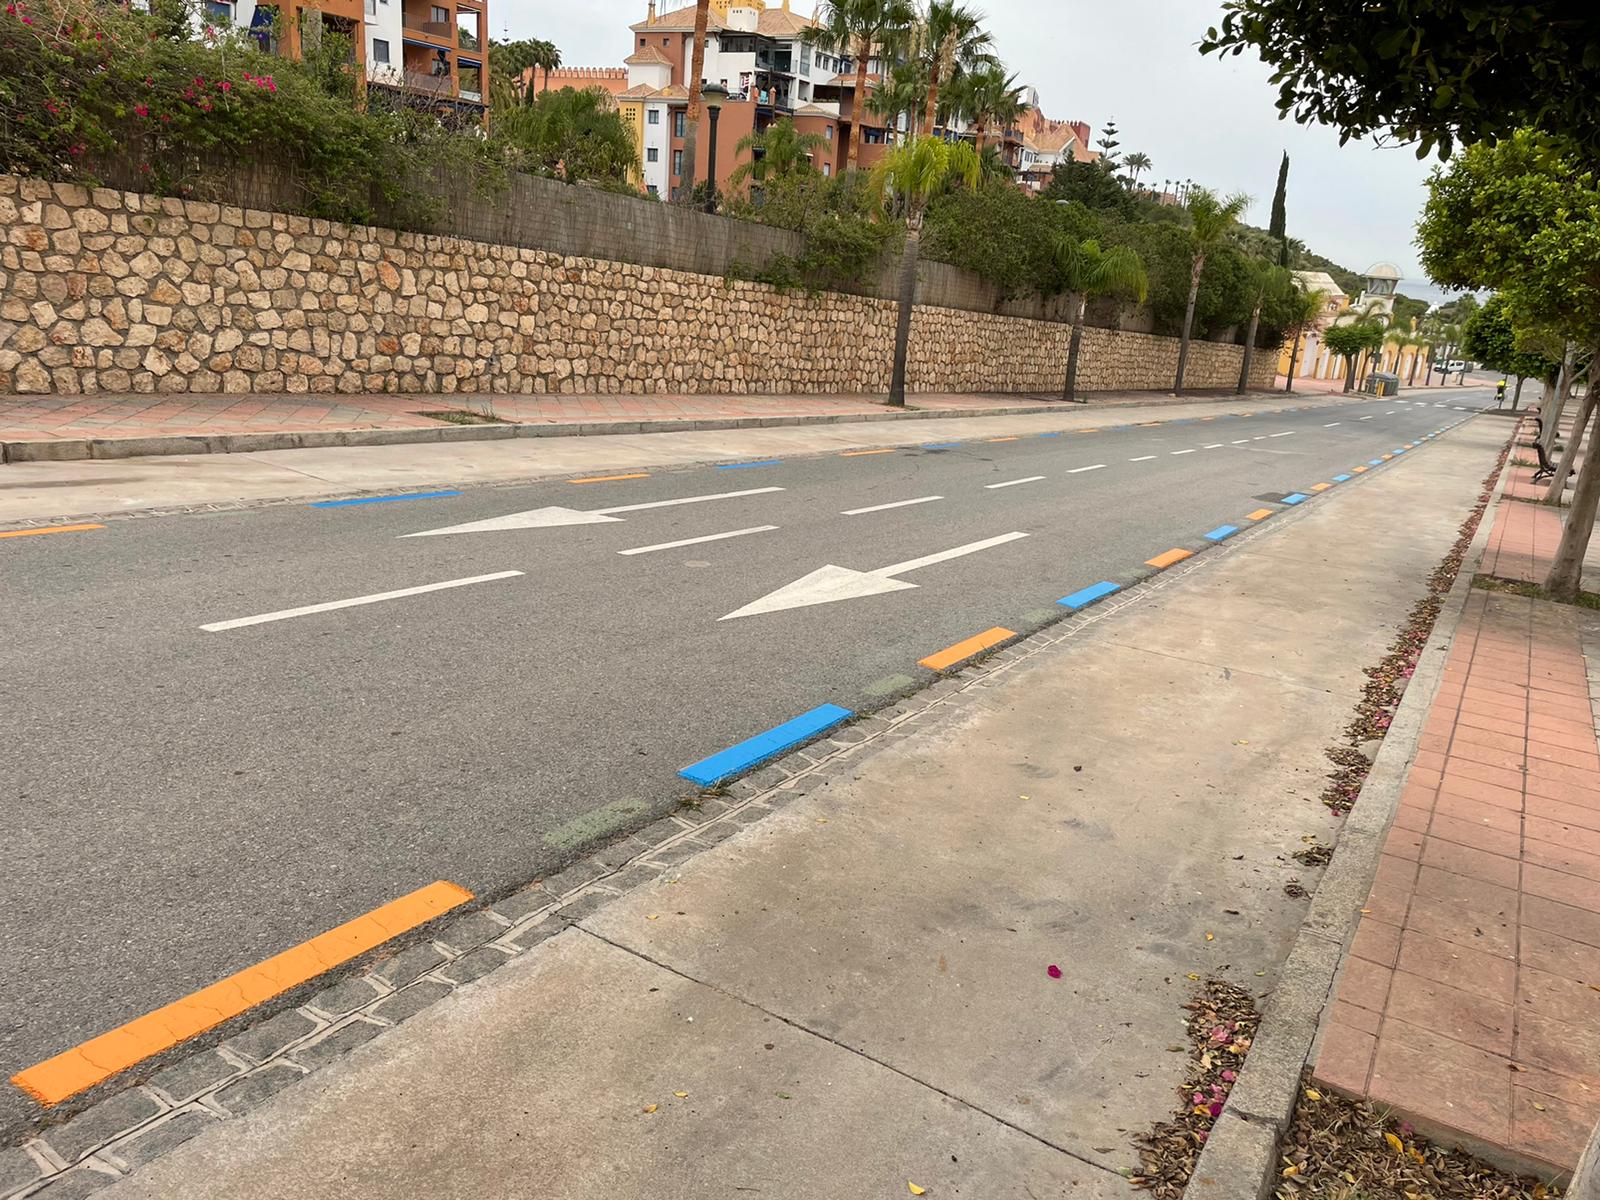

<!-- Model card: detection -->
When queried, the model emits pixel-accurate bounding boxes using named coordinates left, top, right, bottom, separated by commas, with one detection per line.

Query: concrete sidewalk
left=22, top=417, right=1506, bottom=1199
left=1312, top=412, right=1600, bottom=1176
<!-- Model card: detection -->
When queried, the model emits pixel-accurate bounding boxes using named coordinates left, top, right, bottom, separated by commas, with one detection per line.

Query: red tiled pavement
left=0, top=387, right=1271, bottom=444
left=1312, top=420, right=1600, bottom=1174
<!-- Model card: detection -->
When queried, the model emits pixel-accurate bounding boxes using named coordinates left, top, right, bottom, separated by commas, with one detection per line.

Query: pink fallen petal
left=1208, top=1101, right=1224, bottom=1117
left=1221, top=1070, right=1237, bottom=1083
left=1046, top=964, right=1062, bottom=979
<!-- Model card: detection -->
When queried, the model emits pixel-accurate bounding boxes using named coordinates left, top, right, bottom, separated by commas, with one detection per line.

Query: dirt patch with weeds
left=1132, top=980, right=1260, bottom=1198
left=1274, top=1079, right=1560, bottom=1199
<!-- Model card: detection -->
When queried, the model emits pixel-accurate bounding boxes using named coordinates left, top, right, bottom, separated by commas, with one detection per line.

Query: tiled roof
left=624, top=44, right=674, bottom=66
left=756, top=6, right=817, bottom=35
left=631, top=3, right=724, bottom=32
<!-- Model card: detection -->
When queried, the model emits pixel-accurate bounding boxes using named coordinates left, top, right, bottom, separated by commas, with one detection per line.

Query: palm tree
left=810, top=0, right=916, bottom=172
left=962, top=63, right=1024, bottom=157
left=729, top=119, right=828, bottom=188
left=1123, top=151, right=1151, bottom=190
left=920, top=1, right=993, bottom=137
left=1237, top=262, right=1292, bottom=394
left=1174, top=187, right=1250, bottom=394
left=867, top=58, right=926, bottom=145
left=1280, top=283, right=1326, bottom=393
left=531, top=40, right=561, bottom=97
left=1052, top=237, right=1148, bottom=403
left=679, top=0, right=712, bottom=201
left=871, top=137, right=981, bottom=406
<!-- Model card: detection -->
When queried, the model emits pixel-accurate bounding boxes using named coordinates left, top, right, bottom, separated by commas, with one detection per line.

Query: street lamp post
left=702, top=83, right=727, bottom=214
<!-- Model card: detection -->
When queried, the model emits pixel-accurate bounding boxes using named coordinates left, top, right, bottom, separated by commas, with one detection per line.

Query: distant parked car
left=1442, top=359, right=1470, bottom=373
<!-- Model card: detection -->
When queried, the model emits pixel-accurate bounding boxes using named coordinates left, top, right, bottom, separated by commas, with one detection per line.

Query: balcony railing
left=401, top=8, right=453, bottom=37
left=401, top=69, right=455, bottom=93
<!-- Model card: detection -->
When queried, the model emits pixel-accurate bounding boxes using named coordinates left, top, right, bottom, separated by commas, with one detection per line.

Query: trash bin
left=1364, top=371, right=1401, bottom=397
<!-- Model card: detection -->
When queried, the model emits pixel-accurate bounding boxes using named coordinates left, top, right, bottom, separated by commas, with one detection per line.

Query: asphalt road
left=0, top=388, right=1495, bottom=1135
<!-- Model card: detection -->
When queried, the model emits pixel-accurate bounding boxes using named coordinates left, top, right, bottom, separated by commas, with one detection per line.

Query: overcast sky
left=508, top=0, right=1452, bottom=303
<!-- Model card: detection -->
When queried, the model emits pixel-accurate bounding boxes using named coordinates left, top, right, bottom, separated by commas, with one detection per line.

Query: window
left=430, top=5, right=447, bottom=22
left=647, top=185, right=659, bottom=196
left=372, top=37, right=390, bottom=62
left=647, top=148, right=659, bottom=162
left=365, top=0, right=374, bottom=13
left=203, top=0, right=232, bottom=21
left=647, top=109, right=660, bottom=125
left=672, top=149, right=683, bottom=175
left=673, top=111, right=685, bottom=137
left=823, top=163, right=831, bottom=176
left=824, top=125, right=832, bottom=141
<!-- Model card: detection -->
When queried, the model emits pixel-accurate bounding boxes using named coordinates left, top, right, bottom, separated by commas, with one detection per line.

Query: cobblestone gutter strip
left=0, top=426, right=1461, bottom=1198
left=1181, top=428, right=1515, bottom=1200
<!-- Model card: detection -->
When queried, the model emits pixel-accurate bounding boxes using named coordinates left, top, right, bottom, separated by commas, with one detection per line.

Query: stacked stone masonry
left=0, top=176, right=1273, bottom=397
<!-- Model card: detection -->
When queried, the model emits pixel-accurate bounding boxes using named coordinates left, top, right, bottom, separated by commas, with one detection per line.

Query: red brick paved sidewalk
left=0, top=388, right=1264, bottom=445
left=1312, top=421, right=1600, bottom=1175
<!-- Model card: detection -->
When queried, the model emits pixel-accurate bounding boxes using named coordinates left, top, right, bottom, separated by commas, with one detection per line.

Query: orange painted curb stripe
left=12, top=881, right=473, bottom=1106
left=1352, top=466, right=1369, bottom=473
left=1136, top=422, right=1160, bottom=427
left=1380, top=454, right=1393, bottom=461
left=568, top=473, right=649, bottom=485
left=1245, top=508, right=1274, bottom=521
left=840, top=448, right=896, bottom=457
left=919, top=626, right=1015, bottom=672
left=1146, top=548, right=1194, bottom=569
left=1311, top=483, right=1332, bottom=492
left=0, top=523, right=104, bottom=540
left=985, top=436, right=1020, bottom=443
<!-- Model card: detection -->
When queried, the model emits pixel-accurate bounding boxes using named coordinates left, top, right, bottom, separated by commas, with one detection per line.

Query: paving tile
left=1414, top=865, right=1518, bottom=915
left=1404, top=892, right=1516, bottom=958
left=1517, top=964, right=1600, bottom=1027
left=1442, top=759, right=1526, bottom=793
left=1385, top=970, right=1513, bottom=1055
left=1327, top=999, right=1381, bottom=1036
left=1518, top=1010, right=1600, bottom=1084
left=1335, top=955, right=1393, bottom=1013
left=1525, top=838, right=1600, bottom=883
left=1420, top=837, right=1521, bottom=889
left=1524, top=863, right=1600, bottom=911
left=1427, top=812, right=1521, bottom=858
left=1350, top=918, right=1402, bottom=967
left=1383, top=827, right=1424, bottom=861
left=1435, top=776, right=1525, bottom=811
left=1527, top=814, right=1600, bottom=858
left=1527, top=793, right=1600, bottom=834
left=1511, top=1087, right=1596, bottom=1173
left=1445, top=740, right=1524, bottom=773
left=1520, top=924, right=1600, bottom=981
left=1526, top=741, right=1600, bottom=771
left=1368, top=1019, right=1511, bottom=1146
left=1312, top=1020, right=1376, bottom=1095
left=1434, top=790, right=1522, bottom=833
left=1396, top=928, right=1516, bottom=1002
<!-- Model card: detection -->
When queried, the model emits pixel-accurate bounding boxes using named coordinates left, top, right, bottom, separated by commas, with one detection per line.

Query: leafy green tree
left=729, top=119, right=827, bottom=189
left=1267, top=151, right=1288, bottom=266
left=488, top=38, right=540, bottom=98
left=499, top=87, right=636, bottom=185
left=1462, top=295, right=1560, bottom=391
left=1237, top=262, right=1293, bottom=392
left=919, top=1, right=993, bottom=136
left=1051, top=237, right=1148, bottom=402
left=1095, top=118, right=1121, bottom=171
left=1389, top=293, right=1427, bottom=332
left=809, top=0, right=916, bottom=171
left=1200, top=2, right=1600, bottom=158
left=1279, top=282, right=1326, bottom=392
left=958, top=64, right=1025, bottom=156
left=1041, top=156, right=1133, bottom=216
left=1322, top=320, right=1384, bottom=392
left=871, top=137, right=981, bottom=405
left=1174, top=188, right=1250, bottom=393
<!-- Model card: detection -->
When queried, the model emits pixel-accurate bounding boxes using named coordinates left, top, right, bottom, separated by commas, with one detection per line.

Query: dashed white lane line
left=985, top=475, right=1046, bottom=489
left=1203, top=443, right=1225, bottom=449
left=1067, top=464, right=1108, bottom=473
left=619, top=525, right=778, bottom=555
left=1231, top=439, right=1250, bottom=444
left=1359, top=415, right=1375, bottom=421
left=1252, top=436, right=1269, bottom=441
left=1386, top=410, right=1398, bottom=414
left=201, top=571, right=524, bottom=632
left=1269, top=431, right=1294, bottom=438
left=1130, top=455, right=1158, bottom=462
left=842, top=495, right=943, bottom=515
left=1171, top=448, right=1198, bottom=455
left=1324, top=422, right=1341, bottom=427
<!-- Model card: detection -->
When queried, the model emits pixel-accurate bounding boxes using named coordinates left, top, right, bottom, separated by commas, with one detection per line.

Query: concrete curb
left=1184, top=418, right=1514, bottom=1200
left=0, top=387, right=1350, bottom=464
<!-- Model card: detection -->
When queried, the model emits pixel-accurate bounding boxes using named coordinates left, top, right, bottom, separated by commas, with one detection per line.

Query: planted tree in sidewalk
left=1462, top=295, right=1559, bottom=412
left=678, top=0, right=712, bottom=201
left=871, top=137, right=981, bottom=406
left=809, top=0, right=916, bottom=171
left=1174, top=187, right=1250, bottom=394
left=1279, top=281, right=1325, bottom=393
left=1322, top=320, right=1382, bottom=393
left=1050, top=236, right=1149, bottom=403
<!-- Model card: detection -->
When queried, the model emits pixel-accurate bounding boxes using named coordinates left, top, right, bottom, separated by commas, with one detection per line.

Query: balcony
left=401, top=4, right=453, bottom=40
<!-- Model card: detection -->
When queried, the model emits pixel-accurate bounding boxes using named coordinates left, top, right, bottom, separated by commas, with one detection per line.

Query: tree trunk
left=974, top=121, right=987, bottom=155
left=1544, top=396, right=1600, bottom=602
left=1343, top=355, right=1356, bottom=392
left=1174, top=253, right=1204, bottom=395
left=1546, top=351, right=1600, bottom=503
left=1408, top=348, right=1422, bottom=386
left=923, top=67, right=941, bottom=136
left=1237, top=303, right=1261, bottom=394
left=679, top=0, right=710, bottom=201
left=1284, top=330, right=1301, bottom=393
left=847, top=36, right=869, bottom=171
left=1062, top=295, right=1087, bottom=403
left=1543, top=344, right=1576, bottom=457
left=1513, top=376, right=1525, bottom=410
left=887, top=217, right=921, bottom=407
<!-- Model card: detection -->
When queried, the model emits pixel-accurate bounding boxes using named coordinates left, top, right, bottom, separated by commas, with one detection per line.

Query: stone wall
left=0, top=176, right=1274, bottom=397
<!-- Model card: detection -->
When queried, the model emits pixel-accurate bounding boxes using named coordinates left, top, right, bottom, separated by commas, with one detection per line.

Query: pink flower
left=1220, top=1069, right=1237, bottom=1083
left=134, top=104, right=148, bottom=117
left=1046, top=964, right=1062, bottom=980
left=219, top=80, right=231, bottom=92
left=1208, top=1101, right=1223, bottom=1117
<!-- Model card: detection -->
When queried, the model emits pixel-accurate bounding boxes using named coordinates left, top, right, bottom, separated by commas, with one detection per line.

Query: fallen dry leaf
left=908, top=1184, right=927, bottom=1196
left=1304, top=1089, right=1322, bottom=1101
left=1384, top=1132, right=1405, bottom=1154
left=642, top=1104, right=658, bottom=1114
left=646, top=914, right=660, bottom=921
left=674, top=1091, right=689, bottom=1099
left=1205, top=933, right=1215, bottom=942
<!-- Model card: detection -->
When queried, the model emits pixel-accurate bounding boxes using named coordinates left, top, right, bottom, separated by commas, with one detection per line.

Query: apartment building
left=217, top=0, right=488, bottom=120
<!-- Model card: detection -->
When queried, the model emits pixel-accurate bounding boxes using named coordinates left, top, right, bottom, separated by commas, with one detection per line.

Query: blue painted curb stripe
left=679, top=703, right=854, bottom=786
left=1205, top=524, right=1239, bottom=541
left=921, top=442, right=963, bottom=449
left=311, top=490, right=461, bottom=508
left=1394, top=447, right=1408, bottom=454
left=1057, top=580, right=1121, bottom=610
left=1282, top=493, right=1309, bottom=505
left=1368, top=459, right=1384, bottom=466
left=717, top=460, right=782, bottom=470
left=1333, top=474, right=1352, bottom=482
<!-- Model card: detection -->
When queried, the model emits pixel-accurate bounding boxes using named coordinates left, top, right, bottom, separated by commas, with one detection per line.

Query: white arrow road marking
left=843, top=495, right=943, bottom=515
left=720, top=532, right=1029, bottom=621
left=619, top=526, right=777, bottom=556
left=201, top=571, right=524, bottom=632
left=985, top=476, right=1046, bottom=489
left=401, top=487, right=785, bottom=538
